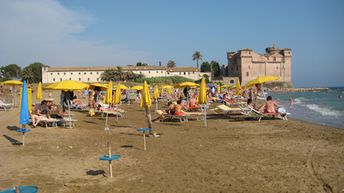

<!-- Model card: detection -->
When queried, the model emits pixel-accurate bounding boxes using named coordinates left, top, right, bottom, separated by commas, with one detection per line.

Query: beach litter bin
left=99, top=143, right=120, bottom=178
left=0, top=186, right=38, bottom=193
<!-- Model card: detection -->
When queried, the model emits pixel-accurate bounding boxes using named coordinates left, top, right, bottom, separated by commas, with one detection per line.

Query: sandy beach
left=1, top=92, right=344, bottom=193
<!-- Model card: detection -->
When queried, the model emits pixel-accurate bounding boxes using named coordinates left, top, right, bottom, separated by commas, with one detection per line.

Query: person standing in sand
left=289, top=97, right=294, bottom=110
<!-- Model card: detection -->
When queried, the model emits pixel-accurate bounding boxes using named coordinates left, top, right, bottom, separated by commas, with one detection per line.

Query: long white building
left=42, top=66, right=211, bottom=83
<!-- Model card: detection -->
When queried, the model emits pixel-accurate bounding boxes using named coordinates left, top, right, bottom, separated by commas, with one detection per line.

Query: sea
left=270, top=87, right=344, bottom=129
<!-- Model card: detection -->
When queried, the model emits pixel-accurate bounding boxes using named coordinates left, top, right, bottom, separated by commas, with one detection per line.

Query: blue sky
left=0, top=0, right=343, bottom=87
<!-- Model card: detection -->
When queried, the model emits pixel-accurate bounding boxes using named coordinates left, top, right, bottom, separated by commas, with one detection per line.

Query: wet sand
left=1, top=93, right=344, bottom=193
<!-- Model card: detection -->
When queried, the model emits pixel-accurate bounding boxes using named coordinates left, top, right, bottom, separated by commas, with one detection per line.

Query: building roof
left=45, top=66, right=198, bottom=72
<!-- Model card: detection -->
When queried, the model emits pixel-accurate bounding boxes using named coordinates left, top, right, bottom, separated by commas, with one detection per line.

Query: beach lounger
left=245, top=105, right=290, bottom=122
left=0, top=99, right=13, bottom=111
left=62, top=117, right=78, bottom=128
left=40, top=117, right=60, bottom=128
left=212, top=104, right=242, bottom=115
left=162, top=114, right=189, bottom=122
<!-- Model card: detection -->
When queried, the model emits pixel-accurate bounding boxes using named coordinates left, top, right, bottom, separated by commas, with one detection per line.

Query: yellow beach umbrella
left=115, top=84, right=128, bottom=90
left=197, top=78, right=208, bottom=127
left=153, top=86, right=159, bottom=100
left=140, top=81, right=151, bottom=108
left=2, top=80, right=23, bottom=85
left=89, top=83, right=108, bottom=91
left=28, top=88, right=32, bottom=115
left=130, top=85, right=143, bottom=91
left=244, top=76, right=279, bottom=88
left=217, top=84, right=221, bottom=93
left=153, top=85, right=159, bottom=110
left=174, top=82, right=199, bottom=88
left=36, top=82, right=43, bottom=100
left=45, top=80, right=89, bottom=91
left=104, top=81, right=113, bottom=105
left=161, top=85, right=173, bottom=94
left=197, top=78, right=207, bottom=104
left=113, top=83, right=121, bottom=105
left=236, top=80, right=242, bottom=95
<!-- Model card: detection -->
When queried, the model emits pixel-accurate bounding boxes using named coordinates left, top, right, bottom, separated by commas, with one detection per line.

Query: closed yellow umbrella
left=197, top=78, right=208, bottom=127
left=217, top=84, right=221, bottom=93
left=140, top=81, right=151, bottom=108
left=244, top=76, right=279, bottom=88
left=36, top=82, right=43, bottom=100
left=117, top=84, right=128, bottom=90
left=153, top=85, right=159, bottom=110
left=28, top=88, right=32, bottom=115
left=104, top=81, right=113, bottom=105
left=236, top=80, right=242, bottom=95
left=141, top=81, right=153, bottom=130
left=113, top=83, right=121, bottom=105
left=153, top=86, right=159, bottom=100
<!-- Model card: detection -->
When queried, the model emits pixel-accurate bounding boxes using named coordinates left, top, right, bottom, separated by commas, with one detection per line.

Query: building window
left=188, top=72, right=190, bottom=75
left=53, top=78, right=55, bottom=82
left=84, top=72, right=86, bottom=75
left=273, top=57, right=276, bottom=61
left=97, top=72, right=99, bottom=75
left=179, top=72, right=181, bottom=75
left=87, top=78, right=90, bottom=81
left=79, top=78, right=81, bottom=81
left=60, top=78, right=62, bottom=81
left=140, top=72, right=142, bottom=74
left=57, top=72, right=60, bottom=75
left=167, top=72, right=170, bottom=75
left=97, top=78, right=99, bottom=81
left=148, top=71, right=151, bottom=73
left=69, top=78, right=71, bottom=80
left=50, top=73, right=53, bottom=75
left=236, top=66, right=239, bottom=71
left=64, top=72, right=66, bottom=75
left=230, top=80, right=234, bottom=84
left=184, top=72, right=186, bottom=75
left=161, top=71, right=163, bottom=73
left=90, top=72, right=92, bottom=75
left=246, top=72, right=249, bottom=77
left=79, top=72, right=81, bottom=75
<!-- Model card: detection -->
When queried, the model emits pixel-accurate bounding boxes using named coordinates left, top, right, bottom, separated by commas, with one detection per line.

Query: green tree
left=192, top=51, right=203, bottom=69
left=136, top=62, right=148, bottom=66
left=200, top=61, right=211, bottom=72
left=101, top=68, right=143, bottom=81
left=1, top=64, right=21, bottom=79
left=23, top=62, right=48, bottom=83
left=21, top=68, right=35, bottom=83
left=167, top=60, right=176, bottom=68
left=210, top=60, right=221, bottom=78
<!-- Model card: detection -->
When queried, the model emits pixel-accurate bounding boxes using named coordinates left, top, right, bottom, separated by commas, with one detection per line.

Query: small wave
left=305, top=104, right=343, bottom=117
left=294, top=97, right=308, bottom=105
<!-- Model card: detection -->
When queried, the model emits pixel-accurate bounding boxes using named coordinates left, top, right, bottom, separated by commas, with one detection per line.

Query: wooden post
left=108, top=142, right=113, bottom=178
left=155, top=99, right=158, bottom=111
left=104, top=112, right=109, bottom=131
left=203, top=104, right=207, bottom=127
left=22, top=134, right=25, bottom=146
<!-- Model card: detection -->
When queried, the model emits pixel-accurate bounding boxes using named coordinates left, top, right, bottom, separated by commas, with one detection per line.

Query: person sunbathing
left=174, top=100, right=186, bottom=116
left=31, top=101, right=48, bottom=127
left=152, top=102, right=175, bottom=122
left=259, top=96, right=279, bottom=113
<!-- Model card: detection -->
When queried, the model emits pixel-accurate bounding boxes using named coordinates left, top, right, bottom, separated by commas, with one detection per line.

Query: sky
left=0, top=0, right=343, bottom=87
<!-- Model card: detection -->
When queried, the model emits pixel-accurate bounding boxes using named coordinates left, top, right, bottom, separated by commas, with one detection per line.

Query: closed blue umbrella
left=18, top=80, right=30, bottom=146
left=20, top=80, right=30, bottom=125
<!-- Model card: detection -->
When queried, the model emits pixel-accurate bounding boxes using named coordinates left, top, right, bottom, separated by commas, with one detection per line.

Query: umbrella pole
left=22, top=133, right=25, bottom=146
left=143, top=131, right=146, bottom=151
left=204, top=105, right=207, bottom=127
left=155, top=99, right=158, bottom=111
left=105, top=112, right=109, bottom=130
left=108, top=142, right=113, bottom=178
left=68, top=101, right=72, bottom=128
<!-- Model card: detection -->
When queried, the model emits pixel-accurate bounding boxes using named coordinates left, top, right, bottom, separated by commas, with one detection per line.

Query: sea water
left=271, top=87, right=344, bottom=129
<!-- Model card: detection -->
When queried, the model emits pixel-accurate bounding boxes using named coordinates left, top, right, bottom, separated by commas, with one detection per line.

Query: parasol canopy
left=2, top=80, right=23, bottom=85
left=174, top=82, right=199, bottom=88
left=44, top=80, right=89, bottom=91
left=244, top=76, right=280, bottom=88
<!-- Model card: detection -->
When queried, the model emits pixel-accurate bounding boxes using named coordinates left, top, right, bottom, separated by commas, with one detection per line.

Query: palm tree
left=167, top=60, right=176, bottom=68
left=192, top=51, right=203, bottom=70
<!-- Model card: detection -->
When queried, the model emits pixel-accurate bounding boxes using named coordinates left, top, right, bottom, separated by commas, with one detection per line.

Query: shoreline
left=270, top=87, right=329, bottom=92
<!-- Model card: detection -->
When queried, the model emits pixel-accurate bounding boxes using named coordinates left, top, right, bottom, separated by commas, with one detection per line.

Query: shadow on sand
left=7, top=125, right=21, bottom=131
left=3, top=134, right=22, bottom=145
left=86, top=170, right=105, bottom=177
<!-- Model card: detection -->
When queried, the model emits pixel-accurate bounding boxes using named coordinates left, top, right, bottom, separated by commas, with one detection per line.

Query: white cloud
left=0, top=0, right=149, bottom=67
